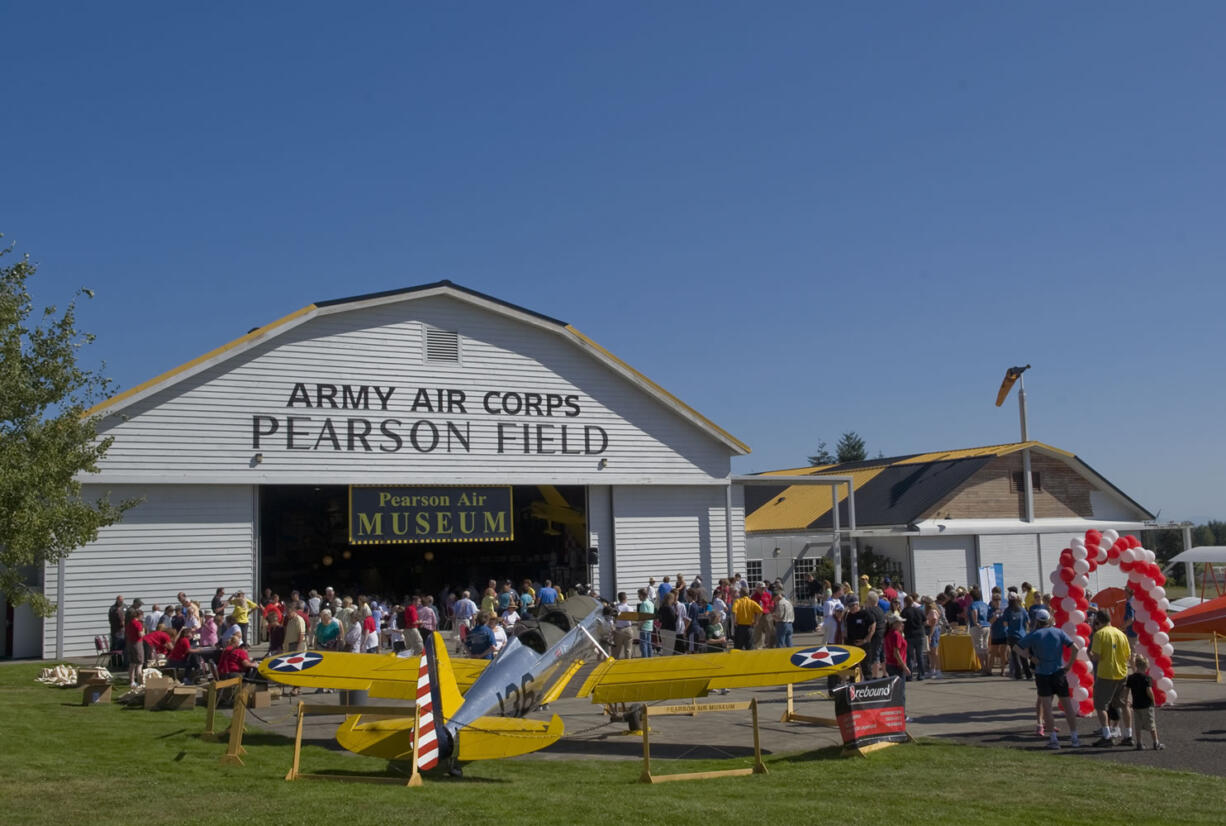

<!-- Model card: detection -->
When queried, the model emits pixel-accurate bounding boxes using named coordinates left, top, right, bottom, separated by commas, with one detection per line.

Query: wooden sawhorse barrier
left=1171, top=632, right=1223, bottom=683
left=639, top=698, right=767, bottom=784
left=285, top=702, right=425, bottom=787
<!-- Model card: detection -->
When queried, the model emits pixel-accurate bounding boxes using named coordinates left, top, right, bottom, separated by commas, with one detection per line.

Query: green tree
left=836, top=431, right=867, bottom=462
left=0, top=239, right=136, bottom=616
left=807, top=440, right=834, bottom=466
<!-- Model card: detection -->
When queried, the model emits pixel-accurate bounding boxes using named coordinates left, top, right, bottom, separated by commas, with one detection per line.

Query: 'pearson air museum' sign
left=349, top=485, right=513, bottom=544
left=251, top=382, right=609, bottom=456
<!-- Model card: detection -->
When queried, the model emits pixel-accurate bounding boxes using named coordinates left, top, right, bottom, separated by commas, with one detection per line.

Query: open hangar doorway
left=258, top=484, right=589, bottom=604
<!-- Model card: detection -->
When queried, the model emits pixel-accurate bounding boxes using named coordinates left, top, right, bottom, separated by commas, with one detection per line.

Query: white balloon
left=1074, top=559, right=1090, bottom=574
left=1096, top=548, right=1108, bottom=564
left=1102, top=529, right=1119, bottom=547
left=1162, top=643, right=1174, bottom=658
left=1163, top=617, right=1174, bottom=631
left=1153, top=586, right=1166, bottom=601
left=1139, top=577, right=1155, bottom=593
left=1148, top=664, right=1164, bottom=679
left=1119, top=548, right=1135, bottom=563
left=1154, top=631, right=1169, bottom=646
left=1156, top=677, right=1173, bottom=692
left=1049, top=570, right=1062, bottom=586
left=1061, top=621, right=1078, bottom=636
left=1070, top=609, right=1086, bottom=626
left=1165, top=689, right=1178, bottom=704
left=1144, top=620, right=1159, bottom=635
left=1074, top=687, right=1089, bottom=703
left=1071, top=537, right=1086, bottom=551
left=1159, top=598, right=1170, bottom=612
left=1134, top=607, right=1150, bottom=624
left=1072, top=545, right=1087, bottom=561
left=1052, top=581, right=1069, bottom=598
left=1063, top=597, right=1079, bottom=613
left=1076, top=635, right=1088, bottom=648
left=1144, top=549, right=1157, bottom=564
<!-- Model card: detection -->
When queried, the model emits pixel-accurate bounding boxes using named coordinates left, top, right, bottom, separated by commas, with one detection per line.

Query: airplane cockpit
left=508, top=595, right=603, bottom=656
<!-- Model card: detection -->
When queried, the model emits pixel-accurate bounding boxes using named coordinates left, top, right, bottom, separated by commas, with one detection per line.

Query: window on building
left=793, top=557, right=817, bottom=600
left=1010, top=471, right=1041, bottom=492
left=425, top=326, right=461, bottom=363
left=746, top=560, right=762, bottom=586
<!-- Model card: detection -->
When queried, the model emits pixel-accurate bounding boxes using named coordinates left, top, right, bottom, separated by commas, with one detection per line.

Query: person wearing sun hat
left=858, top=574, right=871, bottom=605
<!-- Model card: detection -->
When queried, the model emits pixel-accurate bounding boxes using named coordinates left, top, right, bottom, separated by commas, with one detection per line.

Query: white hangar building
left=30, top=283, right=751, bottom=659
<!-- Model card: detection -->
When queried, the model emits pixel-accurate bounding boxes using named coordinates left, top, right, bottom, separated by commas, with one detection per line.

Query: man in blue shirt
left=967, top=587, right=992, bottom=675
left=1014, top=608, right=1081, bottom=750
left=537, top=580, right=560, bottom=606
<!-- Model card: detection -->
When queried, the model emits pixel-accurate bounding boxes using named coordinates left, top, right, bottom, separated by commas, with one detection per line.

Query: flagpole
left=1019, top=375, right=1034, bottom=523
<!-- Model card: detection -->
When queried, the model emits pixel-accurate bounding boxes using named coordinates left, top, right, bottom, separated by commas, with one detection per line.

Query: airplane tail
left=415, top=631, right=462, bottom=770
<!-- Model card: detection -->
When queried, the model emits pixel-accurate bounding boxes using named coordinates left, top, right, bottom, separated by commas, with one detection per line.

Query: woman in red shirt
left=217, top=635, right=257, bottom=678
left=124, top=608, right=145, bottom=688
left=884, top=615, right=913, bottom=722
left=166, top=628, right=204, bottom=683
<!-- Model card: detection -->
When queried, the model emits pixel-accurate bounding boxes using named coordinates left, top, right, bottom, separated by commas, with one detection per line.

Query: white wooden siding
left=911, top=536, right=975, bottom=597
left=42, top=485, right=254, bottom=658
left=610, top=486, right=741, bottom=597
left=91, top=296, right=733, bottom=485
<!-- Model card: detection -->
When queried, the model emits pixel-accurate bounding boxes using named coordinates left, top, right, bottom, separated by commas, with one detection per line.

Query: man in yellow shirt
left=732, top=588, right=763, bottom=651
left=1089, top=609, right=1133, bottom=746
left=228, top=590, right=259, bottom=644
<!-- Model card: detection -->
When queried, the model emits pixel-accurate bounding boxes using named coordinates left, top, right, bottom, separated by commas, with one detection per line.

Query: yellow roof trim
left=745, top=468, right=884, bottom=532
left=564, top=325, right=750, bottom=455
left=86, top=304, right=319, bottom=417
left=895, top=441, right=1073, bottom=465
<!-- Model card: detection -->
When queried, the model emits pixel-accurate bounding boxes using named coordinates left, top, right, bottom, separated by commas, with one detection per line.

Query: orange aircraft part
left=1170, top=594, right=1226, bottom=637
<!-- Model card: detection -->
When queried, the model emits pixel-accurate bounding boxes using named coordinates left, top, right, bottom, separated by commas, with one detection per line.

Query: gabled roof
left=87, top=281, right=749, bottom=455
left=744, top=441, right=1153, bottom=532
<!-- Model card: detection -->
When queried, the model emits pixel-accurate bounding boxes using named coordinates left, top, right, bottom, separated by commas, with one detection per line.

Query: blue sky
left=5, top=3, right=1224, bottom=521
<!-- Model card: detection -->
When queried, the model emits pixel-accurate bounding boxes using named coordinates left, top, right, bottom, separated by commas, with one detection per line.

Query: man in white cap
left=1013, top=607, right=1081, bottom=750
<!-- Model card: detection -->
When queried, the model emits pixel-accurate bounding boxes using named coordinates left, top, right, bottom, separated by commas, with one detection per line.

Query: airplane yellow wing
left=257, top=650, right=488, bottom=700
left=577, top=645, right=864, bottom=705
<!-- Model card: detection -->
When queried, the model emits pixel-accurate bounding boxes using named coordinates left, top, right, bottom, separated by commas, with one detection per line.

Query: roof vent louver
left=425, top=326, right=461, bottom=363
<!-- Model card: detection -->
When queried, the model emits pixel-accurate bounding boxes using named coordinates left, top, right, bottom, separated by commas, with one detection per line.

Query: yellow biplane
left=258, top=596, right=863, bottom=773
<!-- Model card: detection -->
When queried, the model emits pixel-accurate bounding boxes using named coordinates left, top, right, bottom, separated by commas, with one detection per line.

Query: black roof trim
left=314, top=280, right=568, bottom=327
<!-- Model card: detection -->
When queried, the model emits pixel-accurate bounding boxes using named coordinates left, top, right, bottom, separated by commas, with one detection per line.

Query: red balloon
left=1068, top=585, right=1085, bottom=601
left=1155, top=655, right=1173, bottom=671
left=1127, top=535, right=1141, bottom=549
left=1086, top=530, right=1102, bottom=545
left=1076, top=623, right=1092, bottom=640
left=1107, top=548, right=1121, bottom=562
left=1060, top=567, right=1075, bottom=583
left=1146, top=642, right=1163, bottom=659
left=1155, top=572, right=1167, bottom=587
left=1059, top=549, right=1074, bottom=565
left=1153, top=687, right=1166, bottom=706
left=1087, top=559, right=1099, bottom=572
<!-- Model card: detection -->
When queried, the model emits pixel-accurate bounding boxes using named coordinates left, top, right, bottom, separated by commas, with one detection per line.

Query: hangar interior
left=258, top=484, right=590, bottom=602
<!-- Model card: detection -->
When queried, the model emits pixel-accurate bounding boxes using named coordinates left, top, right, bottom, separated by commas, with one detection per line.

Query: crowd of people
left=102, top=569, right=1164, bottom=749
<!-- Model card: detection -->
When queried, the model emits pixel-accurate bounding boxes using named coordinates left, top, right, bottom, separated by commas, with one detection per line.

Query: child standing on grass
left=1126, top=654, right=1164, bottom=750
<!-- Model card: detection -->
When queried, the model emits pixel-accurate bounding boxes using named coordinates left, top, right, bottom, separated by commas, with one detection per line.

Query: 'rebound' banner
left=832, top=676, right=908, bottom=749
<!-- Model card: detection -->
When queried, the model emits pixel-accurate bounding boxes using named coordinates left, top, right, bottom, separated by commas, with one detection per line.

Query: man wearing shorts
left=1089, top=609, right=1133, bottom=746
left=1013, top=608, right=1081, bottom=750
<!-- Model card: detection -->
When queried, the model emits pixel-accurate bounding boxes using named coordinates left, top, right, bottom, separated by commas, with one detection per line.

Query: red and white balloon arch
left=1048, top=529, right=1176, bottom=716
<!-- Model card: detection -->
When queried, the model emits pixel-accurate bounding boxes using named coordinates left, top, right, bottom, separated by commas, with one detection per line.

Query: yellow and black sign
left=348, top=485, right=513, bottom=544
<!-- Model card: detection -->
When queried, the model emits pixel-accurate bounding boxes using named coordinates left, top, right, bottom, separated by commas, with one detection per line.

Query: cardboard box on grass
left=165, top=686, right=198, bottom=711
left=144, top=676, right=175, bottom=710
left=82, top=681, right=112, bottom=706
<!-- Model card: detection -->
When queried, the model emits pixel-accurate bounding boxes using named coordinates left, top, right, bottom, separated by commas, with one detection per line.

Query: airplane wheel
left=626, top=704, right=646, bottom=732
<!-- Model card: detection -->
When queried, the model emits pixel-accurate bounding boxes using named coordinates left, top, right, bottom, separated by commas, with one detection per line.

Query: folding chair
left=95, top=635, right=122, bottom=669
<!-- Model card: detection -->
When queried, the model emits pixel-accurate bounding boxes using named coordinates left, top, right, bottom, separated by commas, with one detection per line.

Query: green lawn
left=2, top=663, right=1223, bottom=824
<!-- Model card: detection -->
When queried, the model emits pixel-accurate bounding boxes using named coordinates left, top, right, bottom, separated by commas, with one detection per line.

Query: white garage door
left=979, top=534, right=1043, bottom=593
left=911, top=536, right=974, bottom=597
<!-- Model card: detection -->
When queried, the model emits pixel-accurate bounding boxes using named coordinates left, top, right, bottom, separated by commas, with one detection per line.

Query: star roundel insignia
left=269, top=651, right=324, bottom=673
left=790, top=646, right=850, bottom=669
